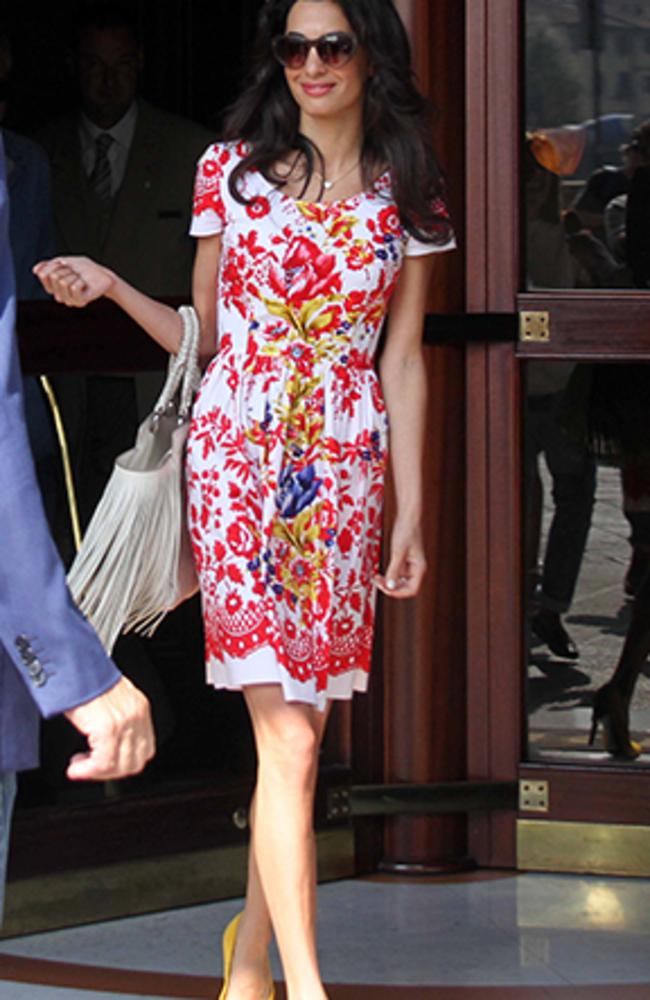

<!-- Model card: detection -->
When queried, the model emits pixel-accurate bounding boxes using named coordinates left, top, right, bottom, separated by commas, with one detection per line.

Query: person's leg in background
left=524, top=401, right=545, bottom=606
left=531, top=394, right=597, bottom=660
left=0, top=771, right=17, bottom=922
left=590, top=567, right=650, bottom=759
left=621, top=460, right=650, bottom=598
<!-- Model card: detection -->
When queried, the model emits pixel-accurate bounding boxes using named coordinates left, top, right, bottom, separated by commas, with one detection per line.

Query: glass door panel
left=524, top=359, right=650, bottom=765
left=525, top=0, right=650, bottom=291
left=523, top=1, right=650, bottom=766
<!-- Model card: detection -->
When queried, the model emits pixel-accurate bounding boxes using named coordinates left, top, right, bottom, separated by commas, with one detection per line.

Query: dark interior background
left=4, top=1, right=265, bottom=135
left=4, top=0, right=267, bottom=813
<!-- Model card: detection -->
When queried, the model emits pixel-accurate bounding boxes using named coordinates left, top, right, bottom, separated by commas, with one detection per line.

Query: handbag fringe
left=67, top=419, right=189, bottom=652
left=67, top=306, right=201, bottom=653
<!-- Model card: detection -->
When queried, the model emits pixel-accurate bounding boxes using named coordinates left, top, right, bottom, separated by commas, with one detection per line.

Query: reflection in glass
left=525, top=1, right=650, bottom=290
left=525, top=361, right=650, bottom=764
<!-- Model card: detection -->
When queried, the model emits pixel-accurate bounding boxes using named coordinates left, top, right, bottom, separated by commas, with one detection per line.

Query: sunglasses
left=272, top=31, right=358, bottom=70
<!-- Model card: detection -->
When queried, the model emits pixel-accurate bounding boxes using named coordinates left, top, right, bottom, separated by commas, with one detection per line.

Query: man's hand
left=64, top=676, right=155, bottom=781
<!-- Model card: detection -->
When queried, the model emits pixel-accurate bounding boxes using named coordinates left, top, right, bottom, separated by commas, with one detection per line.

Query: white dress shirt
left=79, top=102, right=138, bottom=197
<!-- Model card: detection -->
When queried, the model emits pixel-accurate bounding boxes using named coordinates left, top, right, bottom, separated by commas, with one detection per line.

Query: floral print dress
left=188, top=142, right=454, bottom=709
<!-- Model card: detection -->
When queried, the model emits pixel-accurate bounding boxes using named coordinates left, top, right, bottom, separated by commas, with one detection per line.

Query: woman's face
left=282, top=1, right=370, bottom=124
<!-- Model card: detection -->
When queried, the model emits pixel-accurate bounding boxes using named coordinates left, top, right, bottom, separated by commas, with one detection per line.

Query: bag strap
left=152, top=306, right=202, bottom=423
left=178, top=305, right=202, bottom=418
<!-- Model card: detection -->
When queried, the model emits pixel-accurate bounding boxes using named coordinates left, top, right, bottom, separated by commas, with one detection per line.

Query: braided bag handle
left=151, top=305, right=202, bottom=425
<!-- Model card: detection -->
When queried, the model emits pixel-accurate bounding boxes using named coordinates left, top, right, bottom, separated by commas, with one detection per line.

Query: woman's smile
left=300, top=82, right=336, bottom=97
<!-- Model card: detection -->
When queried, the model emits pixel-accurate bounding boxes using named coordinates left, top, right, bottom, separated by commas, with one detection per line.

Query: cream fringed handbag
left=67, top=305, right=202, bottom=653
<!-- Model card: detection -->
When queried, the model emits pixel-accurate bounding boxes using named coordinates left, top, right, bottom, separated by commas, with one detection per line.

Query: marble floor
left=0, top=872, right=649, bottom=998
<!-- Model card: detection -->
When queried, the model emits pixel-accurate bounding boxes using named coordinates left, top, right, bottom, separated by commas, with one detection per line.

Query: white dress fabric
left=187, top=141, right=455, bottom=709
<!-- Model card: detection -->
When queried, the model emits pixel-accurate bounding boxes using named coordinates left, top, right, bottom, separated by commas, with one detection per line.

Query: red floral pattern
left=187, top=142, right=453, bottom=704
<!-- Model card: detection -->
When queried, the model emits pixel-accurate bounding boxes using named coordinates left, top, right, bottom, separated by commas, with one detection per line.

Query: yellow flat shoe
left=217, top=912, right=275, bottom=999
left=218, top=913, right=242, bottom=1000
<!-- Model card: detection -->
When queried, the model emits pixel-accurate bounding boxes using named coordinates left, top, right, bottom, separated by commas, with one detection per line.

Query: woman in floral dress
left=36, top=1, right=454, bottom=997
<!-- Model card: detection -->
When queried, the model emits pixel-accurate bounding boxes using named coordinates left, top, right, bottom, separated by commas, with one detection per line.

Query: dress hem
left=205, top=658, right=369, bottom=712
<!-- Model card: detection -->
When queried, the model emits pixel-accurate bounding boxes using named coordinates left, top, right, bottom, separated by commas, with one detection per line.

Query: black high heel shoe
left=588, top=684, right=642, bottom=760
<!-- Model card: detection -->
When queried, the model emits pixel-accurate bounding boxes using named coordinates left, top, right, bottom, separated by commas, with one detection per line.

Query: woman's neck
left=299, top=112, right=364, bottom=174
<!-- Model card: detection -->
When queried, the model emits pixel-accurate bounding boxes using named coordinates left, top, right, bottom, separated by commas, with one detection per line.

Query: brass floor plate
left=518, top=819, right=650, bottom=877
left=2, top=827, right=354, bottom=939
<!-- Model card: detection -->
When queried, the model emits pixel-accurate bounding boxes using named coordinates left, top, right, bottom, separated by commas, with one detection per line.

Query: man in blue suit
left=0, top=136, right=155, bottom=919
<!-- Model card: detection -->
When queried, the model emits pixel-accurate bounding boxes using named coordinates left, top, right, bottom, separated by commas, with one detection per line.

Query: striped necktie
left=89, top=132, right=113, bottom=200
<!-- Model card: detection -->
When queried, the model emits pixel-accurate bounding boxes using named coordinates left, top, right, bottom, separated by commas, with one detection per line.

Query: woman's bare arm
left=192, top=234, right=222, bottom=363
left=375, top=253, right=435, bottom=599
left=34, top=257, right=184, bottom=353
left=33, top=233, right=222, bottom=361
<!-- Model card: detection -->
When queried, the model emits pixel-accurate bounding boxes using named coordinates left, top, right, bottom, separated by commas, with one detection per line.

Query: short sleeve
left=405, top=197, right=456, bottom=258
left=190, top=142, right=232, bottom=238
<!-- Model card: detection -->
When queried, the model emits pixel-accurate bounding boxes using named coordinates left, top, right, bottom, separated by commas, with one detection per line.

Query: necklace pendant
left=323, top=179, right=334, bottom=190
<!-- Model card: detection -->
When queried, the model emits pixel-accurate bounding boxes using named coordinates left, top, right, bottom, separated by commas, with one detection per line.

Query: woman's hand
left=33, top=256, right=116, bottom=307
left=374, top=519, right=426, bottom=599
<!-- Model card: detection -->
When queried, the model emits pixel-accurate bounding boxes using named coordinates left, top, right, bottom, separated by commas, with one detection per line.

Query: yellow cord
left=38, top=377, right=120, bottom=799
left=38, top=375, right=82, bottom=554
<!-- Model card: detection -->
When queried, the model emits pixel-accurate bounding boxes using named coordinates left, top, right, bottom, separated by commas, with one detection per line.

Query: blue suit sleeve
left=0, top=138, right=121, bottom=718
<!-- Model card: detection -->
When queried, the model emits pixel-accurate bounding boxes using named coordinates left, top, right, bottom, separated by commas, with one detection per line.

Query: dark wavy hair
left=223, top=0, right=451, bottom=243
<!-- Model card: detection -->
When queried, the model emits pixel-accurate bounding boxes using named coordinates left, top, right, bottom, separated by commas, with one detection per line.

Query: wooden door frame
left=465, top=0, right=523, bottom=869
left=465, top=0, right=650, bottom=871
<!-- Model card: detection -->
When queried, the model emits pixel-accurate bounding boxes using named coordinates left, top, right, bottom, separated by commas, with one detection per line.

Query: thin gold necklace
left=316, top=159, right=360, bottom=191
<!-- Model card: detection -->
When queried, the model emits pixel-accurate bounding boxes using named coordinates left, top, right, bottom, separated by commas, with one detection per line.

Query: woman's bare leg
left=224, top=793, right=274, bottom=998
left=244, top=685, right=329, bottom=999
left=228, top=685, right=330, bottom=1000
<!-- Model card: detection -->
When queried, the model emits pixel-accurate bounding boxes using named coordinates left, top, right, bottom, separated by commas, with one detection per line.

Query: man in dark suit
left=37, top=4, right=212, bottom=299
left=36, top=3, right=212, bottom=520
left=0, top=138, right=155, bottom=921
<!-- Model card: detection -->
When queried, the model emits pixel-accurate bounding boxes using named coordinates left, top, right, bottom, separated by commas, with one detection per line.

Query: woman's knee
left=257, top=715, right=320, bottom=783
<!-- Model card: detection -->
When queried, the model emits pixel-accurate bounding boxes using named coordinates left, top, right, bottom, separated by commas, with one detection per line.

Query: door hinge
left=327, top=787, right=351, bottom=820
left=519, top=311, right=550, bottom=343
left=519, top=779, right=550, bottom=813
